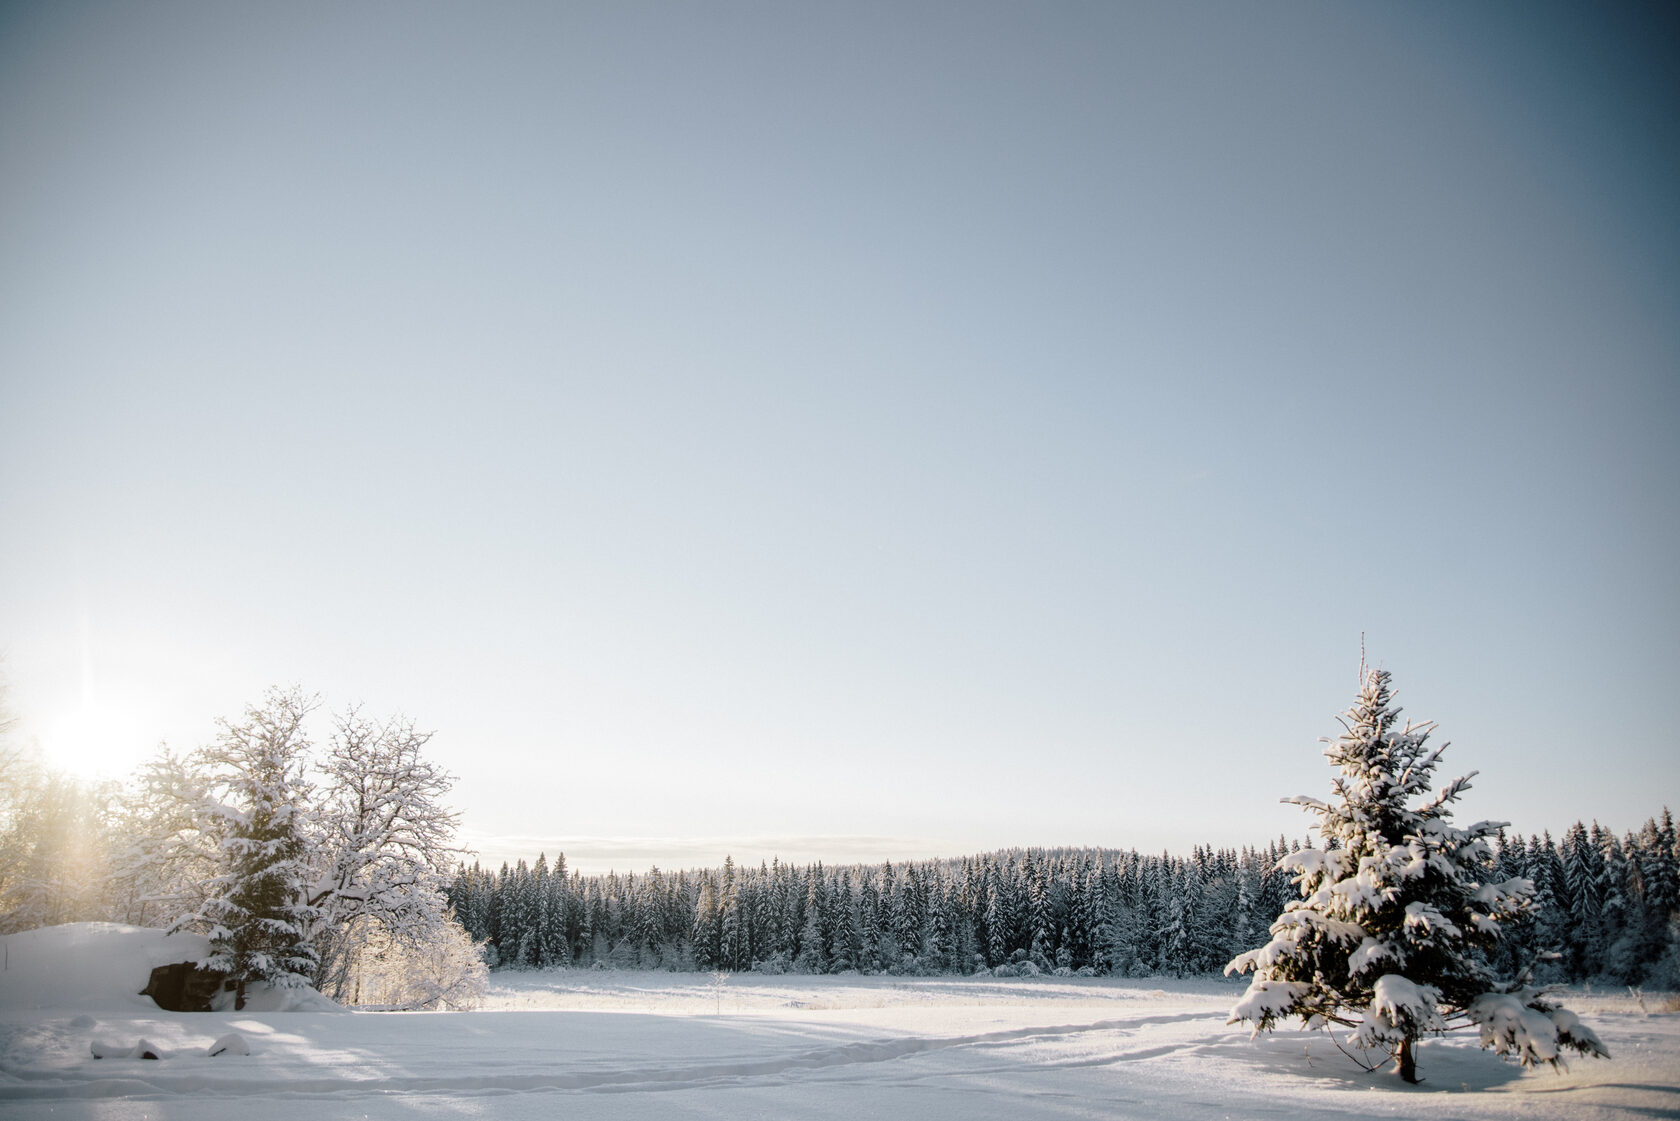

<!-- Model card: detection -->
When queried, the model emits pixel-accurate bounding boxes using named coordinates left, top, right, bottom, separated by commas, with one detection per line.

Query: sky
left=1, top=1, right=1676, bottom=876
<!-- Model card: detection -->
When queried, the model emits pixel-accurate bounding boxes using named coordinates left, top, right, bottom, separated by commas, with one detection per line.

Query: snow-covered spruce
left=179, top=687, right=321, bottom=1011
left=1225, top=663, right=1608, bottom=1082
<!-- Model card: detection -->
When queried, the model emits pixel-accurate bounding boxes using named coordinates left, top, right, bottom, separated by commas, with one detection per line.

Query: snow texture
left=2, top=924, right=1673, bottom=1121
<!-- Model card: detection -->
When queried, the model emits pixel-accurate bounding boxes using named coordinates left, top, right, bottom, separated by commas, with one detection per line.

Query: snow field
left=2, top=926, right=1677, bottom=1121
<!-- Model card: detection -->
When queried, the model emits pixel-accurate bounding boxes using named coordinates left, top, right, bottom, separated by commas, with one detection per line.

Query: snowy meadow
left=5, top=0, right=1677, bottom=1115
left=4, top=675, right=1679, bottom=1119
left=2, top=923, right=1678, bottom=1121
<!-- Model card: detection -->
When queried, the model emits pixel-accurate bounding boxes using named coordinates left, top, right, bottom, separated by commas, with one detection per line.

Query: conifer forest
left=446, top=814, right=1680, bottom=986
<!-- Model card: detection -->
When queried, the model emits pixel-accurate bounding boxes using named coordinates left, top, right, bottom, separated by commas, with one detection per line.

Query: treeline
left=447, top=810, right=1680, bottom=986
left=1513, top=816, right=1680, bottom=984
left=449, top=843, right=1298, bottom=977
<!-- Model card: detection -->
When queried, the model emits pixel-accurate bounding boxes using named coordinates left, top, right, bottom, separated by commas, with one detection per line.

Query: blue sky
left=1, top=1, right=1675, bottom=873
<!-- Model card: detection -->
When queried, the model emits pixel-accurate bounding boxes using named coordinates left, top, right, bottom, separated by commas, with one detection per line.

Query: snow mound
left=0, top=923, right=213, bottom=1013
left=0, top=923, right=338, bottom=1014
left=208, top=1031, right=251, bottom=1056
left=209, top=981, right=339, bottom=1013
left=91, top=1037, right=164, bottom=1059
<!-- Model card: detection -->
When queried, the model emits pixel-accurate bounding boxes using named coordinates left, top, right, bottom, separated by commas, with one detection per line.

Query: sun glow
left=37, top=701, right=158, bottom=782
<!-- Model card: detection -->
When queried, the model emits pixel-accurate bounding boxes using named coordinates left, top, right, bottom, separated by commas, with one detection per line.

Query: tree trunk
left=234, top=976, right=247, bottom=1012
left=1395, top=1037, right=1420, bottom=1083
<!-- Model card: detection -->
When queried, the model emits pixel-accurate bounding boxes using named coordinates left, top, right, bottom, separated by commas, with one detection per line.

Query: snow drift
left=0, top=924, right=338, bottom=1014
left=0, top=925, right=1673, bottom=1121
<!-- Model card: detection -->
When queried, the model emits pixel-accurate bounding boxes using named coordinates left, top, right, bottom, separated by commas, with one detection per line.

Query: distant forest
left=448, top=811, right=1680, bottom=986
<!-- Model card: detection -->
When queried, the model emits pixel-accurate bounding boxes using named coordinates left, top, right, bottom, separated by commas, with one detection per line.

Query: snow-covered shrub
left=305, top=706, right=464, bottom=1000
left=340, top=916, right=487, bottom=1011
left=1226, top=663, right=1609, bottom=1082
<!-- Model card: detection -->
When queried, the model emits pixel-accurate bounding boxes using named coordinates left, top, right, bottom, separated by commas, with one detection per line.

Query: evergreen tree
left=1484, top=830, right=1532, bottom=977
left=1160, top=858, right=1203, bottom=978
left=1597, top=829, right=1638, bottom=982
left=718, top=857, right=741, bottom=970
left=1638, top=811, right=1679, bottom=974
left=924, top=881, right=954, bottom=972
left=508, top=860, right=536, bottom=967
left=983, top=866, right=1007, bottom=966
left=1026, top=855, right=1054, bottom=970
left=863, top=876, right=886, bottom=971
left=692, top=872, right=720, bottom=969
left=529, top=854, right=552, bottom=966
left=1528, top=832, right=1570, bottom=979
left=1137, top=857, right=1171, bottom=972
left=1226, top=665, right=1606, bottom=1082
left=1071, top=859, right=1103, bottom=971
left=829, top=870, right=860, bottom=972
left=796, top=873, right=828, bottom=973
left=777, top=862, right=803, bottom=964
left=575, top=877, right=596, bottom=963
left=486, top=862, right=509, bottom=958
left=544, top=855, right=572, bottom=967
left=1225, top=851, right=1260, bottom=969
left=899, top=863, right=928, bottom=963
left=187, top=687, right=320, bottom=1010
left=1560, top=824, right=1603, bottom=978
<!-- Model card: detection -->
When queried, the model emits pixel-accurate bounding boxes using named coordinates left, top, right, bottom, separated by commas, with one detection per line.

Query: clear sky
left=2, top=1, right=1675, bottom=875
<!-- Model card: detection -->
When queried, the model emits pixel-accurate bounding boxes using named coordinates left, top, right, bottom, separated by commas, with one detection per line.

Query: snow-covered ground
left=2, top=925, right=1676, bottom=1120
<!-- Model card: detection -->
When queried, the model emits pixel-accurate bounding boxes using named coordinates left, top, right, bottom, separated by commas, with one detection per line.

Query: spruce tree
left=189, top=688, right=320, bottom=1010
left=1639, top=811, right=1679, bottom=971
left=983, top=870, right=1007, bottom=966
left=1529, top=832, right=1570, bottom=978
left=692, top=873, right=720, bottom=969
left=1597, top=830, right=1639, bottom=982
left=1561, top=824, right=1603, bottom=978
left=1160, top=859, right=1203, bottom=978
left=719, top=857, right=741, bottom=971
left=1072, top=861, right=1104, bottom=971
left=1226, top=664, right=1607, bottom=1081
left=530, top=854, right=552, bottom=967
left=828, top=870, right=860, bottom=972
left=796, top=874, right=828, bottom=973
left=925, top=883, right=953, bottom=971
